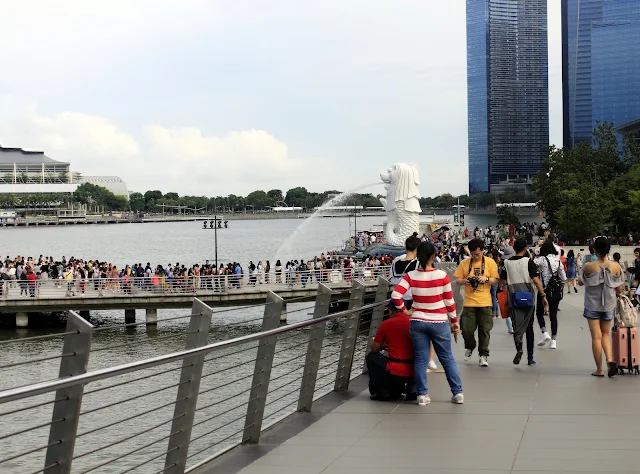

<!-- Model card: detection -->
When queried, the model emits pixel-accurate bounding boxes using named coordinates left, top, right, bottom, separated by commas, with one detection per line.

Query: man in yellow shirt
left=454, top=239, right=500, bottom=367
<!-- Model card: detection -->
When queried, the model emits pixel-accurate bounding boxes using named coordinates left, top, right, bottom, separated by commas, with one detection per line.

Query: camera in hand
left=467, top=276, right=480, bottom=290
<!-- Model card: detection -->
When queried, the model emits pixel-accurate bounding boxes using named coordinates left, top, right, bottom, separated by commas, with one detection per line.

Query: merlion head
left=380, top=163, right=421, bottom=213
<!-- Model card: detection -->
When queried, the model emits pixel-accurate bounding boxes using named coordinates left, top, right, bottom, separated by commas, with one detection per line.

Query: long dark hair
left=417, top=241, right=437, bottom=270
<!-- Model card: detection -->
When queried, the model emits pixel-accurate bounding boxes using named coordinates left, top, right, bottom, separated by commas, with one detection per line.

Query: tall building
left=562, top=0, right=640, bottom=148
left=467, top=0, right=549, bottom=195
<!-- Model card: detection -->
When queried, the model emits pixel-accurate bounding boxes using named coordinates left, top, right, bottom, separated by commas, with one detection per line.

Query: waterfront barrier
left=0, top=278, right=392, bottom=473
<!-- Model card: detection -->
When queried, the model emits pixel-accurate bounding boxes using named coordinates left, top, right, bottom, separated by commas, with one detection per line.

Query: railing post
left=164, top=298, right=213, bottom=473
left=44, top=311, right=94, bottom=474
left=334, top=280, right=366, bottom=391
left=242, top=291, right=283, bottom=443
left=362, top=277, right=390, bottom=374
left=297, top=284, right=333, bottom=412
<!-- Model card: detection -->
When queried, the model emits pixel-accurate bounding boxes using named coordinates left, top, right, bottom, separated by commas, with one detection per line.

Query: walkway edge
left=190, top=376, right=369, bottom=474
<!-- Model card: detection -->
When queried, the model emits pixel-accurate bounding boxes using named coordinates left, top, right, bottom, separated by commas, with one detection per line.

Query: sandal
left=607, top=361, right=618, bottom=378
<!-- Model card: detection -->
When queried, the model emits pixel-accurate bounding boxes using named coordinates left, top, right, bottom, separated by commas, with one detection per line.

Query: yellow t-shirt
left=454, top=256, right=499, bottom=307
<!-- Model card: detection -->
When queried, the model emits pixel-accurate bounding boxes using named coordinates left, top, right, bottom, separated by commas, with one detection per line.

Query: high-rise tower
left=467, top=0, right=549, bottom=194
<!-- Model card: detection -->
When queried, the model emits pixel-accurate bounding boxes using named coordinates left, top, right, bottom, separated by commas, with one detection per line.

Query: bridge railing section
left=0, top=278, right=390, bottom=473
left=0, top=266, right=393, bottom=299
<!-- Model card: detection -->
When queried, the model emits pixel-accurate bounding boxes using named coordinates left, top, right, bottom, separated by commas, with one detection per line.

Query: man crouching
left=366, top=300, right=416, bottom=401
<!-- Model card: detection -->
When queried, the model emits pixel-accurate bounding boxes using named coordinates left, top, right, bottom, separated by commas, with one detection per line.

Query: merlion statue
left=379, top=163, right=421, bottom=247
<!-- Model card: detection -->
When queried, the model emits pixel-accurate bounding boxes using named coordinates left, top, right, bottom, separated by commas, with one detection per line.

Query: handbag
left=511, top=290, right=534, bottom=308
left=497, top=290, right=510, bottom=318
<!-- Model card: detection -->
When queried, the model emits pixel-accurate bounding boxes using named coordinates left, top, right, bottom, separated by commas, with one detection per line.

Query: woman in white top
left=533, top=241, right=567, bottom=349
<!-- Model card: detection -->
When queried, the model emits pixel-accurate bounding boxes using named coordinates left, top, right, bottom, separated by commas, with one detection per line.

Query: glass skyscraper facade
left=562, top=0, right=640, bottom=148
left=467, top=0, right=549, bottom=194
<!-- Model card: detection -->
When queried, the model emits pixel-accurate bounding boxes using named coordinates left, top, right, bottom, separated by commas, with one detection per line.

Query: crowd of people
left=0, top=252, right=403, bottom=296
left=366, top=229, right=640, bottom=406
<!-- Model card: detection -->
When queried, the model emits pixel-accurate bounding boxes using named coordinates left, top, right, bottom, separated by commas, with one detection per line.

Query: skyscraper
left=467, top=0, right=549, bottom=195
left=562, top=0, right=640, bottom=148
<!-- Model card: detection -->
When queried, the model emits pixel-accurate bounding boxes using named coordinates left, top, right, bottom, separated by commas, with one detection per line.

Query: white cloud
left=0, top=100, right=325, bottom=195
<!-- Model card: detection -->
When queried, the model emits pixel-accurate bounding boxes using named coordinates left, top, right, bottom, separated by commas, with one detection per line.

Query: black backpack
left=544, top=257, right=564, bottom=301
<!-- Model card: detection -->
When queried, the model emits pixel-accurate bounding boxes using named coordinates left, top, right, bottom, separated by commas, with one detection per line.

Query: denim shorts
left=583, top=308, right=615, bottom=321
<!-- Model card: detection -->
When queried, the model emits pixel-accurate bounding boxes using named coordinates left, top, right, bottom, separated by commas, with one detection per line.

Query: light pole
left=214, top=212, right=218, bottom=271
left=354, top=199, right=357, bottom=249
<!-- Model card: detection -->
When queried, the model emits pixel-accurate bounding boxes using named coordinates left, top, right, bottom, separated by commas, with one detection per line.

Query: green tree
left=129, top=192, right=145, bottom=212
left=554, top=184, right=614, bottom=241
left=245, top=190, right=269, bottom=210
left=285, top=187, right=308, bottom=207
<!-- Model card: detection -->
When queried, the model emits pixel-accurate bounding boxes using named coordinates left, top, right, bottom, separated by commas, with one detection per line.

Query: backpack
left=616, top=295, right=637, bottom=328
left=544, top=257, right=564, bottom=301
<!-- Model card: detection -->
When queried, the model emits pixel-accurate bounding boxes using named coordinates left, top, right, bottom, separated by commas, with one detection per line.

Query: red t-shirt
left=373, top=315, right=414, bottom=377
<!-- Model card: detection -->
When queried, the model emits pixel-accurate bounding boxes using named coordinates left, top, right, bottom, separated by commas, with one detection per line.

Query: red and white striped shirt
left=391, top=268, right=457, bottom=324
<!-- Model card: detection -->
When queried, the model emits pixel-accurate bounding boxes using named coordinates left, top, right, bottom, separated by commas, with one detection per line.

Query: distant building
left=562, top=0, right=640, bottom=148
left=617, top=118, right=640, bottom=147
left=466, top=0, right=549, bottom=195
left=0, top=145, right=77, bottom=194
left=78, top=176, right=129, bottom=198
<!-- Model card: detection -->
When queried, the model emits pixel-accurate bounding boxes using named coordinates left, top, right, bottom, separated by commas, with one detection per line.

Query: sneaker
left=513, top=351, right=523, bottom=365
left=574, top=287, right=578, bottom=294
left=537, top=332, right=551, bottom=346
left=417, top=395, right=431, bottom=406
left=528, top=358, right=536, bottom=366
left=451, top=393, right=464, bottom=404
left=464, top=349, right=473, bottom=361
left=427, top=360, right=438, bottom=370
left=479, top=356, right=489, bottom=367
left=549, top=339, right=557, bottom=350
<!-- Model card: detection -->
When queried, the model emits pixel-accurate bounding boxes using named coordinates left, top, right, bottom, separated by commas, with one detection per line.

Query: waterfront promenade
left=204, top=294, right=640, bottom=474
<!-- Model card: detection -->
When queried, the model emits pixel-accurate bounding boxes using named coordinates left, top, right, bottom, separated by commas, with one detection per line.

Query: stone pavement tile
left=343, top=442, right=519, bottom=459
left=331, top=400, right=402, bottom=414
left=523, top=422, right=640, bottom=440
left=331, top=452, right=514, bottom=471
left=294, top=412, right=384, bottom=437
left=249, top=444, right=350, bottom=468
left=528, top=414, right=640, bottom=429
left=393, top=399, right=532, bottom=414
left=354, top=436, right=522, bottom=451
left=513, top=472, right=636, bottom=474
left=530, top=399, right=640, bottom=415
left=512, top=456, right=640, bottom=472
left=516, top=448, right=640, bottom=462
left=234, top=465, right=324, bottom=474
left=363, top=428, right=525, bottom=439
left=371, top=413, right=529, bottom=431
left=323, top=468, right=510, bottom=474
left=520, top=437, right=639, bottom=450
left=282, top=435, right=362, bottom=447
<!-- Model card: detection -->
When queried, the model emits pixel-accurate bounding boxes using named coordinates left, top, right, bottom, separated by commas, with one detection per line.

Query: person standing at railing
left=392, top=241, right=464, bottom=406
left=26, top=267, right=37, bottom=297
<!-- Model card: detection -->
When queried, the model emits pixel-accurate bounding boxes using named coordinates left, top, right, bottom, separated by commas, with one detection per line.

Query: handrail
left=0, top=299, right=383, bottom=404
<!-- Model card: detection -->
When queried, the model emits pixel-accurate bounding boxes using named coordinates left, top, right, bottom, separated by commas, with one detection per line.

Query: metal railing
left=0, top=266, right=393, bottom=299
left=0, top=277, right=390, bottom=473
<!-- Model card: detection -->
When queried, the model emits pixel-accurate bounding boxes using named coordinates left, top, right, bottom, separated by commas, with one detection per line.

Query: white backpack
left=616, top=295, right=638, bottom=328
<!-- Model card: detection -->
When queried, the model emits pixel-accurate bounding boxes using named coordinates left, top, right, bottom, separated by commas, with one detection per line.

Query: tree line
left=534, top=122, right=640, bottom=242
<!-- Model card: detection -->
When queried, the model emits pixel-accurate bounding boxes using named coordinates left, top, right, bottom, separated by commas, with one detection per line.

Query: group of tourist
left=367, top=229, right=640, bottom=406
left=0, top=252, right=402, bottom=296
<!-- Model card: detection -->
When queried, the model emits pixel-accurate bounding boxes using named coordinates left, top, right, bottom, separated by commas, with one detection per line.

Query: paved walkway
left=233, top=294, right=640, bottom=474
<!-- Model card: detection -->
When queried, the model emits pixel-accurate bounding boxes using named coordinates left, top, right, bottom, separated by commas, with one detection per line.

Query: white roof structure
left=0, top=183, right=78, bottom=194
left=78, top=176, right=129, bottom=197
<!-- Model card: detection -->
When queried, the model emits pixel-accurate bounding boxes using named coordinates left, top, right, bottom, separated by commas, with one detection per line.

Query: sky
left=0, top=0, right=563, bottom=198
